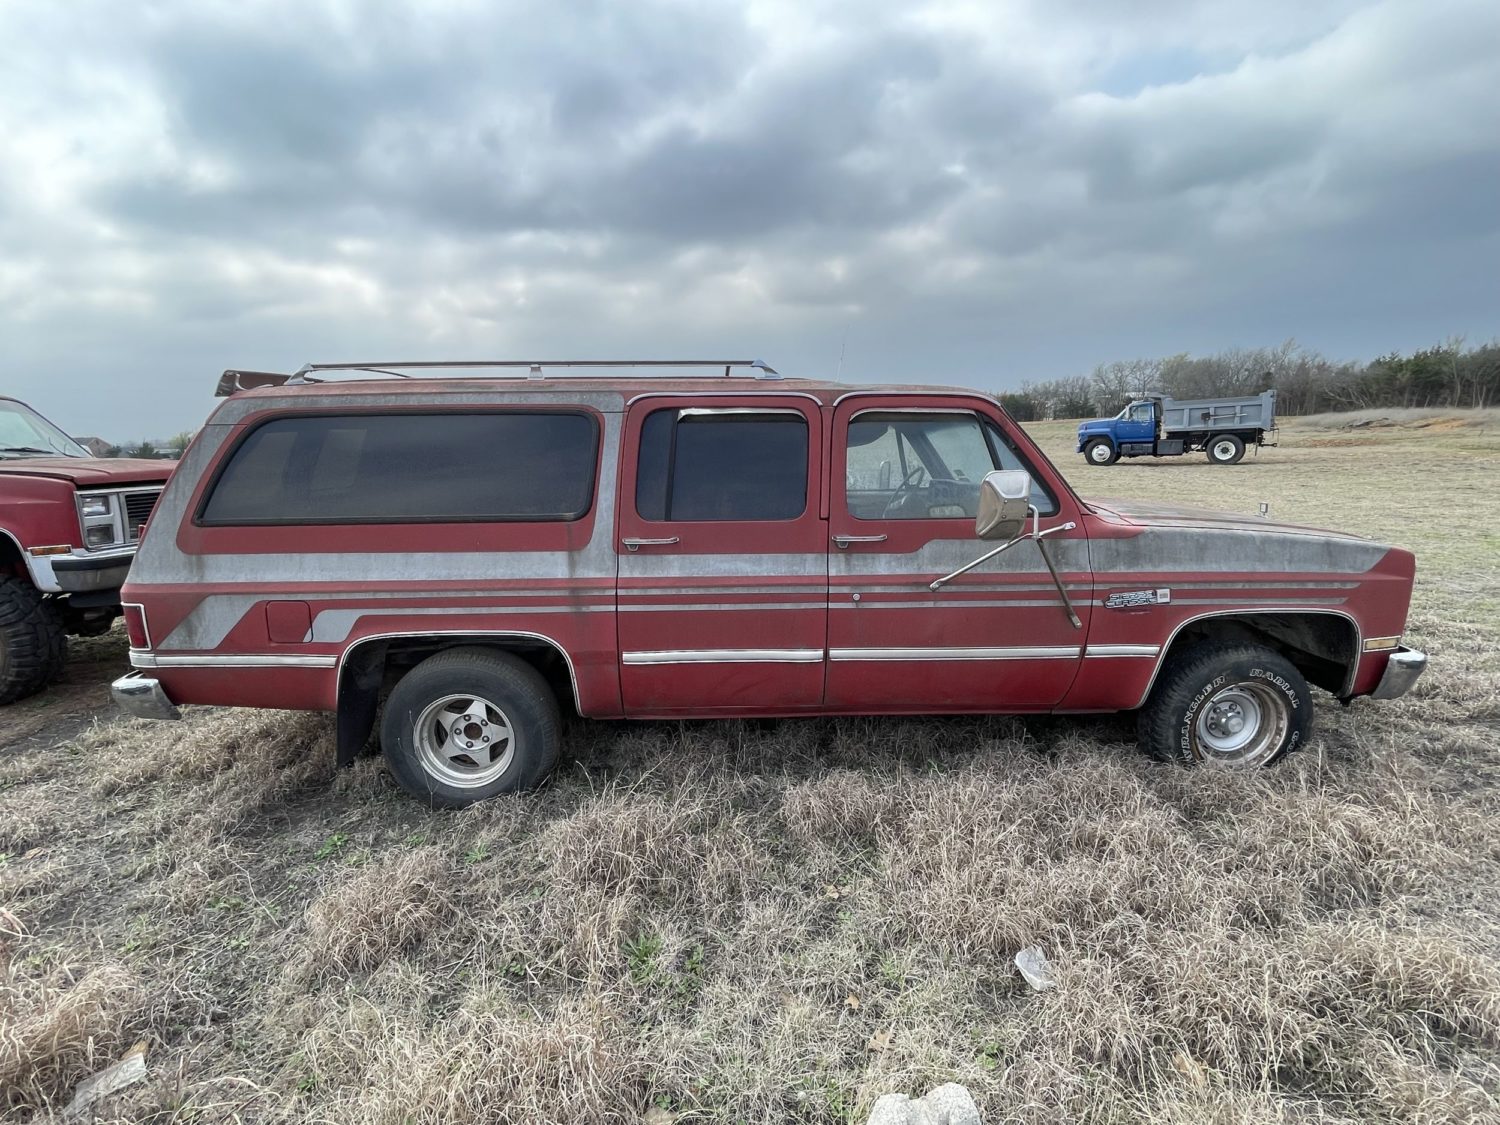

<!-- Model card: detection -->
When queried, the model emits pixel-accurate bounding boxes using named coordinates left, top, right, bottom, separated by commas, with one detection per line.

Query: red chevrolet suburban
left=112, top=361, right=1425, bottom=806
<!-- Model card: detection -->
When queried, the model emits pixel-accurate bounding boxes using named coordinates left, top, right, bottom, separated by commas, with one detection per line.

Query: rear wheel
left=0, top=577, right=68, bottom=705
left=1084, top=438, right=1118, bottom=466
left=1206, top=434, right=1246, bottom=464
left=379, top=648, right=561, bottom=807
left=1138, top=642, right=1312, bottom=768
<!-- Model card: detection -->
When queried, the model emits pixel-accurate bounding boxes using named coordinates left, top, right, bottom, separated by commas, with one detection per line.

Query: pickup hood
left=0, top=457, right=173, bottom=488
left=1088, top=497, right=1373, bottom=542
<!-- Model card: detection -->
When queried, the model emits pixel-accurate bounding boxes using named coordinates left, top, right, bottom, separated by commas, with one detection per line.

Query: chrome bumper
left=111, top=672, right=181, bottom=720
left=1370, top=646, right=1428, bottom=701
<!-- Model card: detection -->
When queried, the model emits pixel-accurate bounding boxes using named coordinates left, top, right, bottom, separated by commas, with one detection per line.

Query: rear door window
left=635, top=409, right=808, bottom=522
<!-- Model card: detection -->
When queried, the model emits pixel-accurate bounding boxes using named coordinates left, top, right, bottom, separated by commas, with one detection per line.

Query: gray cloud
left=0, top=0, right=1496, bottom=440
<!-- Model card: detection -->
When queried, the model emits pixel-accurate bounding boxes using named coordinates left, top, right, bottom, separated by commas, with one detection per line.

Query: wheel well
left=1158, top=612, right=1359, bottom=697
left=334, top=633, right=580, bottom=766
left=0, top=531, right=28, bottom=580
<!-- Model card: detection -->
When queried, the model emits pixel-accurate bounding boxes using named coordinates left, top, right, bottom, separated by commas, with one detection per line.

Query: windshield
left=0, top=399, right=90, bottom=458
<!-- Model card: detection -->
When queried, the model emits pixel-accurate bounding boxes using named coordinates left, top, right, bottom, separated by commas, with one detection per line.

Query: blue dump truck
left=1076, top=390, right=1277, bottom=466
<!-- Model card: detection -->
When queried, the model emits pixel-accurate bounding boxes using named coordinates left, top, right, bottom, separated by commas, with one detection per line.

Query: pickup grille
left=123, top=489, right=161, bottom=542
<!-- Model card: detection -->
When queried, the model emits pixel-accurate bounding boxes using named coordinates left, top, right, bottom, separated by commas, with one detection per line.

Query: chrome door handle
left=833, top=534, right=888, bottom=549
left=622, top=537, right=680, bottom=551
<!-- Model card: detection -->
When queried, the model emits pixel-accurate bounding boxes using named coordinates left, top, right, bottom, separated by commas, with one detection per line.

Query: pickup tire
left=1138, top=642, right=1312, bottom=768
left=379, top=648, right=561, bottom=807
left=1206, top=434, right=1246, bottom=464
left=0, top=577, right=68, bottom=705
left=1083, top=438, right=1119, bottom=466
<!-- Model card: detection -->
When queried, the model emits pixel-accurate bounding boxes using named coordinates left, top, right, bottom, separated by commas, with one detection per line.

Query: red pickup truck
left=0, top=396, right=171, bottom=703
left=112, top=360, right=1425, bottom=806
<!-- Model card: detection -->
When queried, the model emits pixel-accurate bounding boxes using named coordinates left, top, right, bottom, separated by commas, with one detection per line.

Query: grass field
left=2, top=413, right=1498, bottom=1124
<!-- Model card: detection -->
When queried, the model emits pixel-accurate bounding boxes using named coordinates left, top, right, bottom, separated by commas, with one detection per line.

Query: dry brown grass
left=0, top=415, right=1497, bottom=1123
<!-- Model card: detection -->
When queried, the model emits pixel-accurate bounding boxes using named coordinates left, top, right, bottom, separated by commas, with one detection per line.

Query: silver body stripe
left=829, top=646, right=1080, bottom=661
left=622, top=649, right=823, bottom=665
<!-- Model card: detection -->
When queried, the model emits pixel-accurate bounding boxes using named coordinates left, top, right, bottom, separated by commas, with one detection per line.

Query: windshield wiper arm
left=0, top=446, right=60, bottom=455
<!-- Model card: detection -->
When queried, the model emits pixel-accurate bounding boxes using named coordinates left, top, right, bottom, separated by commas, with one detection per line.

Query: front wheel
left=379, top=648, right=561, bottom=807
left=1137, top=643, right=1312, bottom=768
left=0, top=578, right=67, bottom=705
left=1206, top=434, right=1246, bottom=464
left=1084, top=438, right=1118, bottom=466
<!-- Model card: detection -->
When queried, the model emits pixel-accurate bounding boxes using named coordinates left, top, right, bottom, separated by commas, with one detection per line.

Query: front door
left=1116, top=402, right=1156, bottom=446
left=616, top=395, right=828, bottom=714
left=826, top=395, right=1090, bottom=711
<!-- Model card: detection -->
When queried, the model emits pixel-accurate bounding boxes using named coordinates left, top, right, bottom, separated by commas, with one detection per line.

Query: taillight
left=123, top=604, right=151, bottom=649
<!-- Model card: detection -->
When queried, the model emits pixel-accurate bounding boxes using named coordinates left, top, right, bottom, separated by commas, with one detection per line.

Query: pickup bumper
left=1370, top=646, right=1427, bottom=701
left=111, top=672, right=181, bottom=720
left=43, top=548, right=134, bottom=595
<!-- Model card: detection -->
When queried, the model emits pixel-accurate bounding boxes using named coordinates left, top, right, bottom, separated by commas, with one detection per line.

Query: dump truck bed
left=1157, top=390, right=1275, bottom=434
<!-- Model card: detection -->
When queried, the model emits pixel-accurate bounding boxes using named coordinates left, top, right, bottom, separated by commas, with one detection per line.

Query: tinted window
left=636, top=409, right=808, bottom=521
left=201, top=412, right=598, bottom=524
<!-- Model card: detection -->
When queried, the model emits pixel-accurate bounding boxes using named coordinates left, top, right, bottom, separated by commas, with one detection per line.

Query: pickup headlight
left=76, top=492, right=126, bottom=550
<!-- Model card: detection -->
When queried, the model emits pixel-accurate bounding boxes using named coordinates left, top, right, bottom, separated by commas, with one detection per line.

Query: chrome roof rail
left=218, top=359, right=782, bottom=395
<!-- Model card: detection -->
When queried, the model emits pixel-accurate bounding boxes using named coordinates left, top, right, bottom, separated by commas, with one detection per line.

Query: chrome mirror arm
left=929, top=512, right=1081, bottom=630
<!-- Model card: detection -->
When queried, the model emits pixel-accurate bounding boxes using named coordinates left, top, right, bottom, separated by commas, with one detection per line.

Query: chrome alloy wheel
left=413, top=693, right=515, bottom=788
left=1193, top=682, right=1289, bottom=766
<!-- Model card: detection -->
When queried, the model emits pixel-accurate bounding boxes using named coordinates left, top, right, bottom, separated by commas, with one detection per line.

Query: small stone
left=866, top=1083, right=980, bottom=1124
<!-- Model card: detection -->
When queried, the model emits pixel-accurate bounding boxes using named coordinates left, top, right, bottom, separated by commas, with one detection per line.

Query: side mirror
left=975, top=469, right=1034, bottom=540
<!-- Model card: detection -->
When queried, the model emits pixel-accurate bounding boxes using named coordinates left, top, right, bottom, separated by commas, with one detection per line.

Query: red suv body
left=113, top=362, right=1424, bottom=805
left=0, top=395, right=170, bottom=702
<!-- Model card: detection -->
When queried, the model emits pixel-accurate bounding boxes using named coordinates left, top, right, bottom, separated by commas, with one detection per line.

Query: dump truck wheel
left=1207, top=434, right=1246, bottom=464
left=1084, top=439, right=1118, bottom=466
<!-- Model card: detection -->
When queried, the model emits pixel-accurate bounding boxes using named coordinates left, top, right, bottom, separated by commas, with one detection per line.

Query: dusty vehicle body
left=0, top=395, right=170, bottom=702
left=113, top=361, right=1424, bottom=806
left=1078, top=390, right=1277, bottom=465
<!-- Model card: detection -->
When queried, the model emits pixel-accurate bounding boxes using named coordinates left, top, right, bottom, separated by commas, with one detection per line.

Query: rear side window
left=636, top=409, right=808, bottom=521
left=200, top=412, right=599, bottom=524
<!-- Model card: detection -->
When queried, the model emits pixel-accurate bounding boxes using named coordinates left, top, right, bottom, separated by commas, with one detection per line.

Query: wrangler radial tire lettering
left=1137, top=642, right=1312, bottom=768
left=0, top=576, right=68, bottom=705
left=379, top=648, right=561, bottom=808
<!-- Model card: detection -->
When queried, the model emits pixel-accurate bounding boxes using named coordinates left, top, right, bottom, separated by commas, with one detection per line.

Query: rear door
left=615, top=395, right=828, bottom=714
left=827, top=395, right=1090, bottom=711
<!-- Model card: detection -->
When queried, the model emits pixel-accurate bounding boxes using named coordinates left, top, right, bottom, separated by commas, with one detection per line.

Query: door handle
left=622, top=537, right=680, bottom=552
left=833, top=534, right=888, bottom=549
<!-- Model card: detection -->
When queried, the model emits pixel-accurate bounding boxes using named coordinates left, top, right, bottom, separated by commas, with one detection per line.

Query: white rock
left=868, top=1082, right=981, bottom=1124
left=1015, top=945, right=1055, bottom=991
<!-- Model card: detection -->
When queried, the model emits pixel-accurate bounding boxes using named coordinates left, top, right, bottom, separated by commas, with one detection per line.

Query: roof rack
left=215, top=358, right=781, bottom=396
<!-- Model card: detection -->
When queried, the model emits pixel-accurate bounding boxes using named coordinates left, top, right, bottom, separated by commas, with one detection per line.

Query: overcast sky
left=2, top=0, right=1497, bottom=440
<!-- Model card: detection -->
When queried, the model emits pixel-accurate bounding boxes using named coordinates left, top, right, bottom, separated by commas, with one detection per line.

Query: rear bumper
left=1370, top=646, right=1427, bottom=701
left=111, top=672, right=181, bottom=720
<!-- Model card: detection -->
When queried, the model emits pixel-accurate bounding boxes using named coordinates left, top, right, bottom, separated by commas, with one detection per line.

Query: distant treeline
left=999, top=339, right=1500, bottom=421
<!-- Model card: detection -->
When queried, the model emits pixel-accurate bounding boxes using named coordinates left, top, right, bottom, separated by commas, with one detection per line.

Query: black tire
left=1137, top=642, right=1312, bottom=768
left=1084, top=438, right=1119, bottom=466
left=379, top=647, right=561, bottom=807
left=0, top=577, right=68, bottom=705
left=1206, top=434, right=1246, bottom=464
